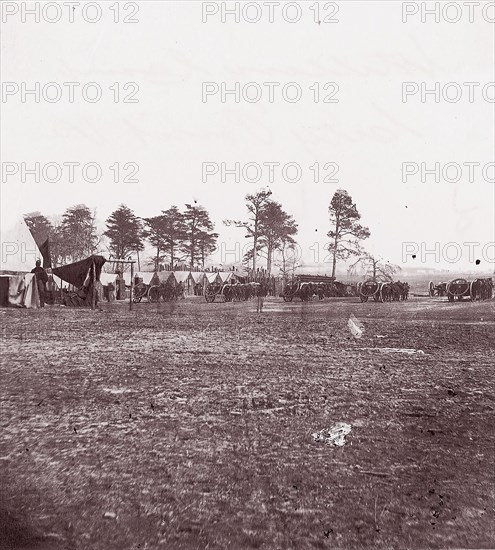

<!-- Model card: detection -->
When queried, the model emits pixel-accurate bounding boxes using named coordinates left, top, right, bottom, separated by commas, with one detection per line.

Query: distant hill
left=293, top=263, right=494, bottom=282
left=215, top=261, right=493, bottom=282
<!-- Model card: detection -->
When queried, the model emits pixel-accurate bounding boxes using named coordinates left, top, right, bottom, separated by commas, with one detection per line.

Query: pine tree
left=144, top=206, right=187, bottom=270
left=258, top=201, right=298, bottom=275
left=224, top=189, right=272, bottom=272
left=182, top=204, right=217, bottom=269
left=58, top=204, right=100, bottom=263
left=104, top=205, right=144, bottom=261
left=327, top=189, right=370, bottom=278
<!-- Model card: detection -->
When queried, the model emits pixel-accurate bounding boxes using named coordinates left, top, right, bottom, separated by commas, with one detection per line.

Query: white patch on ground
left=312, top=423, right=352, bottom=447
left=348, top=315, right=364, bottom=339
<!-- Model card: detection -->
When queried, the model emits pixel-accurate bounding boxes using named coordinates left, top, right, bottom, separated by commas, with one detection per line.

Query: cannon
left=132, top=281, right=150, bottom=303
left=358, top=280, right=409, bottom=303
left=446, top=278, right=473, bottom=302
left=446, top=277, right=493, bottom=302
left=281, top=281, right=313, bottom=302
left=204, top=283, right=233, bottom=303
left=358, top=280, right=386, bottom=303
left=205, top=282, right=263, bottom=303
left=281, top=275, right=340, bottom=302
left=429, top=281, right=447, bottom=297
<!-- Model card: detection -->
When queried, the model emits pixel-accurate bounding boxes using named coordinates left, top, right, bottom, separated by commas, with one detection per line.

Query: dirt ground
left=1, top=295, right=494, bottom=550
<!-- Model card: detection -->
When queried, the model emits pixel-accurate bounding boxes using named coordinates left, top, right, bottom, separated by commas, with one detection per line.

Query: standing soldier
left=31, top=259, right=48, bottom=308
left=256, top=281, right=268, bottom=313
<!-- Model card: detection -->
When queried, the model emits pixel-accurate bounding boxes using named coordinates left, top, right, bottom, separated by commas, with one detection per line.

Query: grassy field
left=1, top=296, right=494, bottom=550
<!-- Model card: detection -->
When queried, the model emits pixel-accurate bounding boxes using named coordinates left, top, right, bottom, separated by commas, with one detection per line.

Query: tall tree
left=327, top=189, right=370, bottom=278
left=144, top=215, right=167, bottom=271
left=161, top=206, right=187, bottom=269
left=348, top=253, right=401, bottom=282
left=58, top=204, right=100, bottom=263
left=144, top=206, right=187, bottom=270
left=197, top=229, right=219, bottom=268
left=182, top=204, right=217, bottom=269
left=104, top=205, right=144, bottom=261
left=224, top=189, right=272, bottom=272
left=258, top=201, right=298, bottom=275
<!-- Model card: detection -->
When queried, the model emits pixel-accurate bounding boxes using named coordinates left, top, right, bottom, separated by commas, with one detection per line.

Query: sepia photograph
left=0, top=1, right=494, bottom=549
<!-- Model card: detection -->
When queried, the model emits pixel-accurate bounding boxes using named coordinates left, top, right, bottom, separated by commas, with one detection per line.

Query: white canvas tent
left=1, top=219, right=42, bottom=273
left=152, top=271, right=176, bottom=285
left=189, top=272, right=207, bottom=295
left=173, top=271, right=196, bottom=295
left=0, top=273, right=40, bottom=308
left=100, top=273, right=119, bottom=287
left=206, top=272, right=222, bottom=284
left=0, top=219, right=42, bottom=308
left=136, top=272, right=156, bottom=285
left=121, top=271, right=155, bottom=286
left=190, top=272, right=206, bottom=284
left=173, top=271, right=192, bottom=284
left=218, top=271, right=237, bottom=283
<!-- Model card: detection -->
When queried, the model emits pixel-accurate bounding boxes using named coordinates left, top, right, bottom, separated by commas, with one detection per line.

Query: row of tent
left=101, top=269, right=240, bottom=297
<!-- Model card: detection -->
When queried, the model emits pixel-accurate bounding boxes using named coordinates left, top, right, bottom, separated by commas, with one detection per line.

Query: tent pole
left=129, top=261, right=134, bottom=311
left=91, top=262, right=96, bottom=310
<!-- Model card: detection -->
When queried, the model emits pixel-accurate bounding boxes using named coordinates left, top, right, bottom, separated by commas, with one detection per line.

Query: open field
left=1, top=296, right=494, bottom=550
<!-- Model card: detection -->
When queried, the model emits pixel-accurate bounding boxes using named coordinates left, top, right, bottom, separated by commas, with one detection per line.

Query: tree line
left=24, top=203, right=219, bottom=271
left=24, top=189, right=399, bottom=279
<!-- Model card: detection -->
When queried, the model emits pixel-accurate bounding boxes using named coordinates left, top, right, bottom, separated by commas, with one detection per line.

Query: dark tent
left=37, top=238, right=51, bottom=269
left=53, top=255, right=106, bottom=307
left=23, top=218, right=52, bottom=269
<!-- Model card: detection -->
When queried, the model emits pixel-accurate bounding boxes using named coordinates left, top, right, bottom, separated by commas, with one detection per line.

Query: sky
left=1, top=0, right=494, bottom=272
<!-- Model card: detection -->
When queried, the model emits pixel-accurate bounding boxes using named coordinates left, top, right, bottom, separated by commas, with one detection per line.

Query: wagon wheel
left=429, top=281, right=435, bottom=297
left=223, top=287, right=233, bottom=302
left=469, top=280, right=476, bottom=301
left=448, top=279, right=469, bottom=302
left=205, top=288, right=217, bottom=303
left=360, top=295, right=368, bottom=303
left=447, top=290, right=455, bottom=302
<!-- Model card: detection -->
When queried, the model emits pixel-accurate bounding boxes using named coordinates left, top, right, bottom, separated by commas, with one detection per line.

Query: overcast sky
left=1, top=1, right=494, bottom=271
